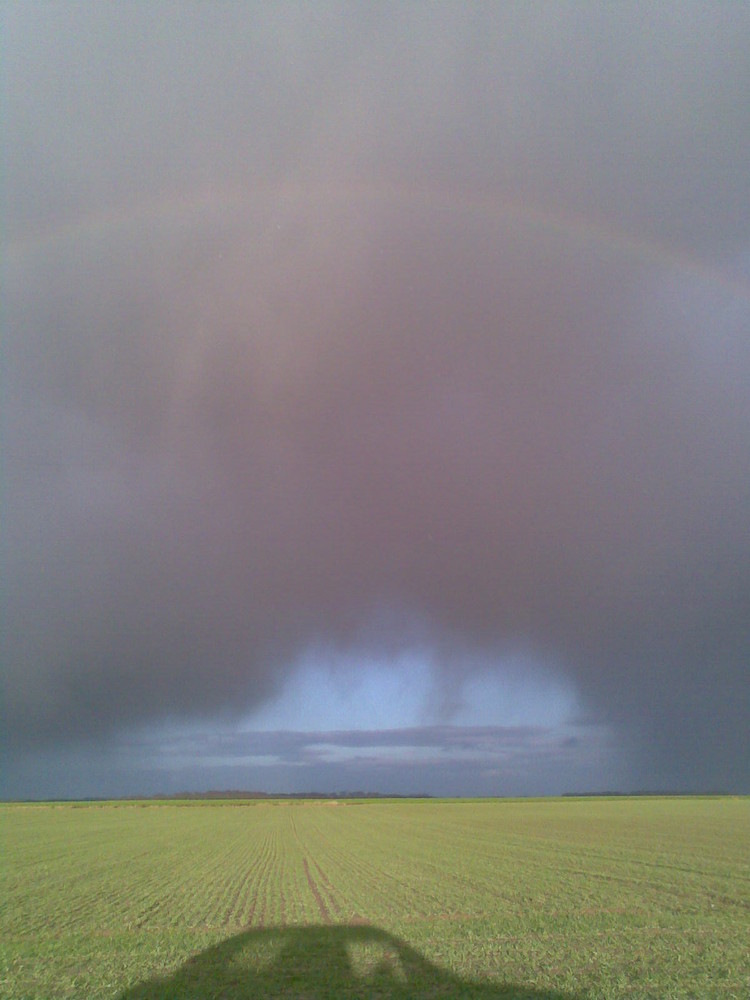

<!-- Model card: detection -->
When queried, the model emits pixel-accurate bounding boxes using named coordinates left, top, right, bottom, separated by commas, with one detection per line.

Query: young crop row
left=2, top=797, right=748, bottom=999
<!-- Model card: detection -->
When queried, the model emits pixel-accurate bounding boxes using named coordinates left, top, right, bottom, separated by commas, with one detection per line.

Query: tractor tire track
left=302, top=856, right=332, bottom=923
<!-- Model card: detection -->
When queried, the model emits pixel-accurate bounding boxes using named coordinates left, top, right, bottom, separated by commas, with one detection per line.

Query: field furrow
left=2, top=798, right=748, bottom=1000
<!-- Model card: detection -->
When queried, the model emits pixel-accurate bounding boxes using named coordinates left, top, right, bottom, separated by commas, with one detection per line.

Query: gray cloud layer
left=4, top=3, right=750, bottom=790
left=2, top=724, right=619, bottom=800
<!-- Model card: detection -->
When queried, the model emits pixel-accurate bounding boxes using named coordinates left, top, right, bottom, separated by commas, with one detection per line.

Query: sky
left=3, top=2, right=749, bottom=799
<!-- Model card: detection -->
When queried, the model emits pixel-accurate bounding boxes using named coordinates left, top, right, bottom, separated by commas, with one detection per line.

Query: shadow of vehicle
left=117, top=922, right=581, bottom=999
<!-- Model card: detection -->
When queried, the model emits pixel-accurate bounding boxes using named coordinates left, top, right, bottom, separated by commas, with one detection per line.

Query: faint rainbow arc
left=5, top=178, right=750, bottom=304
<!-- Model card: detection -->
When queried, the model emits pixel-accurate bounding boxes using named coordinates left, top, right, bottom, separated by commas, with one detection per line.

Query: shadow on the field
left=117, top=923, right=581, bottom=999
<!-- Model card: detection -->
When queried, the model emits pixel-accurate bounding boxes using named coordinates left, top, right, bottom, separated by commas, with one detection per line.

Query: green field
left=1, top=797, right=748, bottom=998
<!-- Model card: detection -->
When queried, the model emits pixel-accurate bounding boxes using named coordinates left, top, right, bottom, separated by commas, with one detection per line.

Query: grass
left=1, top=797, right=748, bottom=998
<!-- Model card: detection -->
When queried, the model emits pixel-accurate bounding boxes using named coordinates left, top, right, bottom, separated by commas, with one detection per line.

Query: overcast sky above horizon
left=3, top=2, right=750, bottom=799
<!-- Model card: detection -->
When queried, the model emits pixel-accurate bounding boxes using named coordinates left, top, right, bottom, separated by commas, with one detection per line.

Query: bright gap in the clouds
left=0, top=650, right=620, bottom=800
left=244, top=646, right=577, bottom=733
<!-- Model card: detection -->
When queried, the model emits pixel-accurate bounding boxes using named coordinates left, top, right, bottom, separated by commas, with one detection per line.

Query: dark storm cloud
left=3, top=3, right=750, bottom=790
